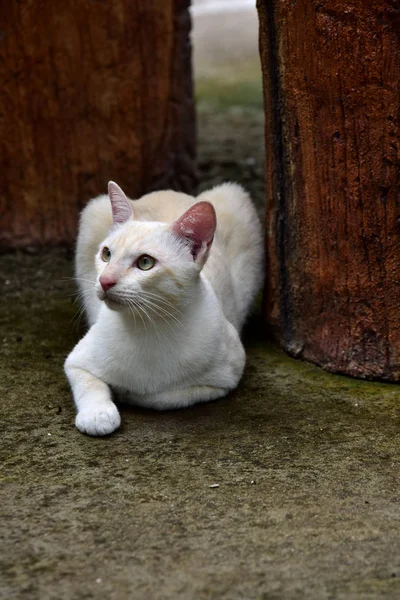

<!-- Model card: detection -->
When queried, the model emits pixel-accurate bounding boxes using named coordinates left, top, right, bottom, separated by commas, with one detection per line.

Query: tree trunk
left=0, top=0, right=195, bottom=248
left=258, top=0, right=400, bottom=380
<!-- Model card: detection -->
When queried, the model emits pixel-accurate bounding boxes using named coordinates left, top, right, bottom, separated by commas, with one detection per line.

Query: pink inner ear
left=108, top=181, right=133, bottom=225
left=171, top=201, right=216, bottom=260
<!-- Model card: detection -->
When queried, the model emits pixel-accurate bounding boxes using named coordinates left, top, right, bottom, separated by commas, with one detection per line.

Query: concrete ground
left=2, top=250, right=400, bottom=600
left=2, top=3, right=400, bottom=599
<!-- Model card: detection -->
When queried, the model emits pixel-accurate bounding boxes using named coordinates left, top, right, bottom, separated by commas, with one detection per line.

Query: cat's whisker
left=118, top=289, right=182, bottom=315
left=126, top=299, right=137, bottom=330
left=139, top=303, right=173, bottom=345
left=56, top=277, right=78, bottom=284
left=121, top=295, right=172, bottom=344
left=130, top=289, right=184, bottom=318
left=136, top=295, right=184, bottom=330
left=137, top=298, right=178, bottom=334
left=69, top=288, right=87, bottom=300
left=143, top=297, right=185, bottom=320
left=131, top=299, right=148, bottom=342
left=61, top=276, right=97, bottom=284
left=135, top=301, right=162, bottom=336
left=127, top=294, right=173, bottom=343
left=132, top=291, right=180, bottom=321
left=138, top=290, right=184, bottom=316
left=117, top=292, right=189, bottom=343
left=70, top=303, right=86, bottom=330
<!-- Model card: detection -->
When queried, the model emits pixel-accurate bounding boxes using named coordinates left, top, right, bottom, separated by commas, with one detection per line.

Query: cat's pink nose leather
left=100, top=276, right=116, bottom=292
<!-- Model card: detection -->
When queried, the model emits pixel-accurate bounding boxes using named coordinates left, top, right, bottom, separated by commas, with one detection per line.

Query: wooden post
left=0, top=0, right=195, bottom=247
left=258, top=0, right=400, bottom=380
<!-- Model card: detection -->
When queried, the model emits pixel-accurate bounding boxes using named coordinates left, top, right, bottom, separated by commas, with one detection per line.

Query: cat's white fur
left=65, top=182, right=263, bottom=436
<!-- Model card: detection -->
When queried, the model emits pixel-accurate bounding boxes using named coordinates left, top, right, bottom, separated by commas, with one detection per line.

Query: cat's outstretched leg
left=64, top=361, right=121, bottom=436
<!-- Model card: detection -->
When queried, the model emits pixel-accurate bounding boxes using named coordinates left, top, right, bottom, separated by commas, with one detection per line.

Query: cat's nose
left=100, top=276, right=117, bottom=292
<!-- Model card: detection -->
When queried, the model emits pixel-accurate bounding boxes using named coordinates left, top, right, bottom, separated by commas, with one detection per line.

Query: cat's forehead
left=105, top=221, right=171, bottom=255
left=108, top=221, right=163, bottom=242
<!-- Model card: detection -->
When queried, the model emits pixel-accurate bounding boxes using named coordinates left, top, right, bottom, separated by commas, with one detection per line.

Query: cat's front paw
left=75, top=404, right=121, bottom=436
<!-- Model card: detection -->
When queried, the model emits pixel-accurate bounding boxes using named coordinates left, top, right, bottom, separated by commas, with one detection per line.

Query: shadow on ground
left=2, top=76, right=400, bottom=600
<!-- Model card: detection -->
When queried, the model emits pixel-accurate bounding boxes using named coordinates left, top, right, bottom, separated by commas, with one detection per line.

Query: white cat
left=65, top=181, right=263, bottom=436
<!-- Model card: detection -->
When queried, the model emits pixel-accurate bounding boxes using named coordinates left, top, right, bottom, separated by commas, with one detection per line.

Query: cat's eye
left=101, top=247, right=111, bottom=262
left=137, top=255, right=155, bottom=271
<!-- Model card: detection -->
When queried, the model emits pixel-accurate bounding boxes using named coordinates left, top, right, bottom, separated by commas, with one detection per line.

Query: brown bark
left=258, top=0, right=400, bottom=380
left=0, top=0, right=196, bottom=247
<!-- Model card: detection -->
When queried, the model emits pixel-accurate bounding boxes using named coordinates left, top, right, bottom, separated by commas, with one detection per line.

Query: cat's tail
left=197, top=183, right=264, bottom=328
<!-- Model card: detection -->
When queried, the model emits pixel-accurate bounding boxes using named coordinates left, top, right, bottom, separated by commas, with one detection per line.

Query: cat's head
left=94, top=182, right=216, bottom=315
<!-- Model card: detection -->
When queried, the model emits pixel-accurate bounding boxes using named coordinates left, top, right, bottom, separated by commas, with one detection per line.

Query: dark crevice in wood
left=262, top=1, right=295, bottom=350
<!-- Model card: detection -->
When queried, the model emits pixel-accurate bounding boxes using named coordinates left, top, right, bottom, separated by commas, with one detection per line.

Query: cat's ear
left=171, top=201, right=216, bottom=264
left=108, top=181, right=134, bottom=225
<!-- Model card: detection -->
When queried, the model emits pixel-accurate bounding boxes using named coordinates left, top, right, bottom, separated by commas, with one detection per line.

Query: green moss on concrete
left=196, top=75, right=263, bottom=111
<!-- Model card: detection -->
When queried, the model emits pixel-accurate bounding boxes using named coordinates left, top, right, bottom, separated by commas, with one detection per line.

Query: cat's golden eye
left=101, top=247, right=111, bottom=262
left=137, top=255, right=155, bottom=271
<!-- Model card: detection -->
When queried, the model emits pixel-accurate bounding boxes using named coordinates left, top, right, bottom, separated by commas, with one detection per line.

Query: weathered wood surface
left=0, top=0, right=195, bottom=247
left=258, top=0, right=400, bottom=380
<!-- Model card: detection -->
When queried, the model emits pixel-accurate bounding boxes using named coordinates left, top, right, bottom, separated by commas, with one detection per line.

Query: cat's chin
left=102, top=297, right=125, bottom=312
